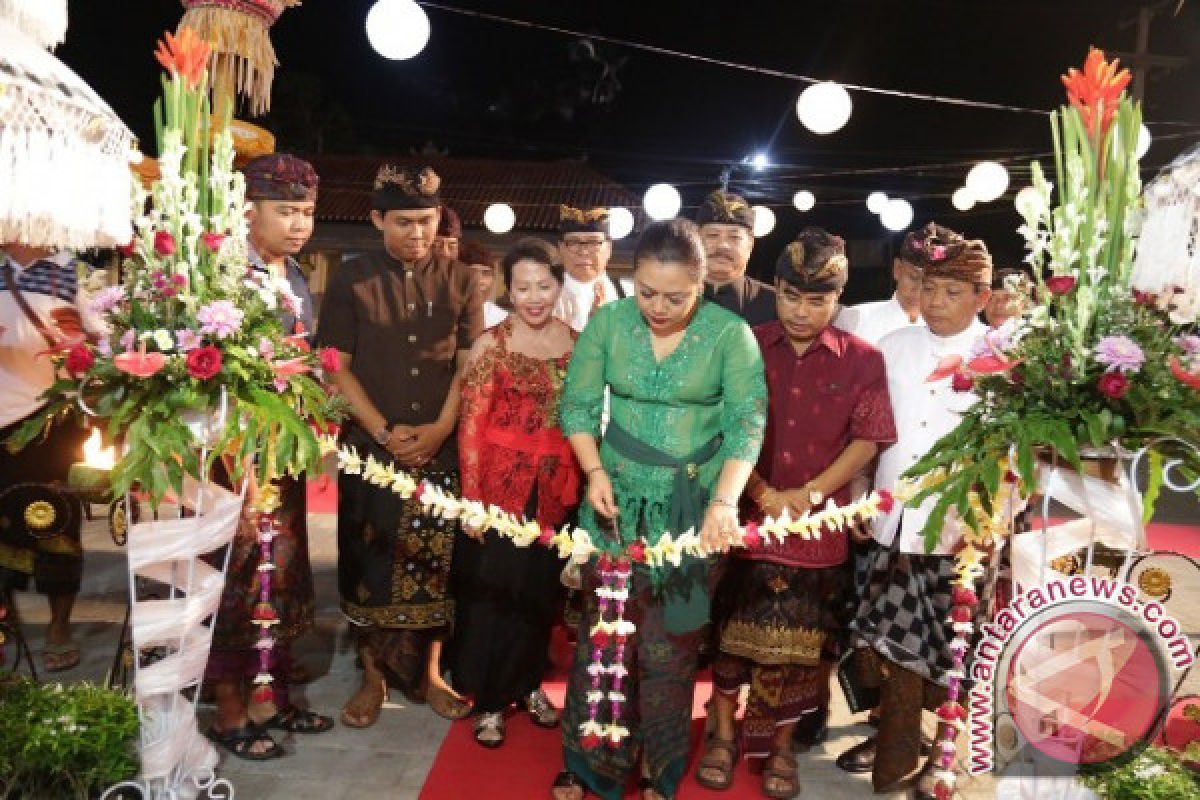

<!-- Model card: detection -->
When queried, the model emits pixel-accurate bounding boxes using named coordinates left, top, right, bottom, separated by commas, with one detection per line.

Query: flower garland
left=320, top=435, right=893, bottom=745
left=249, top=500, right=280, bottom=706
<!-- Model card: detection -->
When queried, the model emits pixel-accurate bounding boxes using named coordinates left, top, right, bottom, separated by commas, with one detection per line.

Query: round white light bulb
left=608, top=207, right=635, bottom=240
left=1137, top=123, right=1152, bottom=160
left=951, top=187, right=976, bottom=212
left=752, top=205, right=776, bottom=238
left=643, top=183, right=682, bottom=220
left=795, top=81, right=853, bottom=135
left=881, top=198, right=914, bottom=232
left=483, top=203, right=516, bottom=234
left=966, top=161, right=1010, bottom=203
left=792, top=190, right=816, bottom=212
left=366, top=0, right=432, bottom=61
left=866, top=191, right=888, bottom=214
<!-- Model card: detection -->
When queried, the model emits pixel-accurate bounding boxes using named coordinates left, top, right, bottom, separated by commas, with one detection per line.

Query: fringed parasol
left=0, top=0, right=67, bottom=49
left=0, top=17, right=135, bottom=249
left=1132, top=142, right=1200, bottom=317
left=178, top=0, right=301, bottom=117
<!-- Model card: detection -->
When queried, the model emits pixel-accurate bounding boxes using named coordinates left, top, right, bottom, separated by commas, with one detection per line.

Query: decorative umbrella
left=0, top=0, right=67, bottom=49
left=178, top=0, right=301, bottom=116
left=0, top=18, right=135, bottom=249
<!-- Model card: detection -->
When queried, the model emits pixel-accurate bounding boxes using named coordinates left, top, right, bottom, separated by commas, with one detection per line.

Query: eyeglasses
left=563, top=239, right=607, bottom=253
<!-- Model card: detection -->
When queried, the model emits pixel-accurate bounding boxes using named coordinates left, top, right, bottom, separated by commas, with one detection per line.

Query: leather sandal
left=695, top=735, right=739, bottom=790
left=762, top=750, right=800, bottom=799
left=206, top=722, right=284, bottom=761
left=262, top=704, right=334, bottom=734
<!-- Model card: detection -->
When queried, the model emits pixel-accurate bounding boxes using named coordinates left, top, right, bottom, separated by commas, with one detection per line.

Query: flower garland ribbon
left=319, top=435, right=894, bottom=745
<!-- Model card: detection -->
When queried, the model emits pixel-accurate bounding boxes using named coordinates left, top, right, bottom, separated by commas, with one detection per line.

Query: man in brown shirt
left=319, top=165, right=482, bottom=727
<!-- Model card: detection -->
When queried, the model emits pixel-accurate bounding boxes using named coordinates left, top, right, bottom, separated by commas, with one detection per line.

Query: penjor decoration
left=178, top=0, right=302, bottom=116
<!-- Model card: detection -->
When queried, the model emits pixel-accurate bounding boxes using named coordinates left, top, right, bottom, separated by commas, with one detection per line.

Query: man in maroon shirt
left=697, top=228, right=896, bottom=799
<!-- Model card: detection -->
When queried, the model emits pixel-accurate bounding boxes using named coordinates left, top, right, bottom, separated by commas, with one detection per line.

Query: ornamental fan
left=178, top=0, right=301, bottom=116
left=0, top=0, right=67, bottom=49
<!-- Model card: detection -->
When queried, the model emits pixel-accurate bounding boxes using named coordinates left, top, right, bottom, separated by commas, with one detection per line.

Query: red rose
left=1046, top=275, right=1077, bottom=295
left=65, top=343, right=94, bottom=376
left=200, top=232, right=226, bottom=253
left=1096, top=371, right=1130, bottom=400
left=319, top=347, right=341, bottom=374
left=117, top=240, right=136, bottom=258
left=877, top=489, right=895, bottom=513
left=950, top=371, right=975, bottom=393
left=154, top=230, right=177, bottom=256
left=186, top=345, right=222, bottom=380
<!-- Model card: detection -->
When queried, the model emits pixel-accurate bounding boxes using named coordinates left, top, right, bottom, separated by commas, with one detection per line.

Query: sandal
left=695, top=735, right=738, bottom=790
left=525, top=688, right=560, bottom=728
left=762, top=750, right=800, bottom=799
left=206, top=722, right=284, bottom=761
left=341, top=677, right=386, bottom=729
left=262, top=704, right=334, bottom=734
left=474, top=712, right=505, bottom=748
left=551, top=770, right=586, bottom=800
left=428, top=683, right=472, bottom=721
left=42, top=640, right=80, bottom=673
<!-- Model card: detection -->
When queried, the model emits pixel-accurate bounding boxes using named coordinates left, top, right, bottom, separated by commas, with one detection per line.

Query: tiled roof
left=308, top=154, right=645, bottom=232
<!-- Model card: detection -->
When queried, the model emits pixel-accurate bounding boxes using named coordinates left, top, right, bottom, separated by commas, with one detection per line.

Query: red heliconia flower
left=877, top=489, right=895, bottom=513
left=155, top=27, right=211, bottom=90
left=1046, top=275, right=1077, bottom=296
left=1170, top=357, right=1200, bottom=391
left=1061, top=48, right=1131, bottom=141
left=153, top=230, right=177, bottom=256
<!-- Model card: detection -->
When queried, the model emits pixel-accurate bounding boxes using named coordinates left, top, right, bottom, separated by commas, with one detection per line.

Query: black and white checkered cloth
left=849, top=540, right=973, bottom=686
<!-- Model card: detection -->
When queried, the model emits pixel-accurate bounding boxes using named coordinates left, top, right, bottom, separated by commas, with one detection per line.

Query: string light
left=881, top=198, right=914, bottom=231
left=608, top=207, right=635, bottom=239
left=966, top=161, right=1010, bottom=203
left=643, top=183, right=681, bottom=220
left=866, top=191, right=889, bottom=214
left=796, top=81, right=853, bottom=135
left=752, top=205, right=776, bottom=237
left=792, top=190, right=816, bottom=212
left=483, top=202, right=516, bottom=233
left=952, top=187, right=976, bottom=212
left=366, top=0, right=431, bottom=60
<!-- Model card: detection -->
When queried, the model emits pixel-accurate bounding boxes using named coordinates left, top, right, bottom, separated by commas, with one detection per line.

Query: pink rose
left=319, top=347, right=341, bottom=374
left=1046, top=275, right=1077, bottom=296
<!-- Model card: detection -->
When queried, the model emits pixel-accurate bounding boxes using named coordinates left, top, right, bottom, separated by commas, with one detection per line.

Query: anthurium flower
left=966, top=353, right=1022, bottom=375
left=1061, top=47, right=1131, bottom=140
left=927, top=354, right=965, bottom=382
left=114, top=344, right=167, bottom=378
left=154, top=27, right=211, bottom=89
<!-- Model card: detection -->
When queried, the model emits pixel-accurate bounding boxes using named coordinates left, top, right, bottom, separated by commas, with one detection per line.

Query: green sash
left=603, top=421, right=723, bottom=633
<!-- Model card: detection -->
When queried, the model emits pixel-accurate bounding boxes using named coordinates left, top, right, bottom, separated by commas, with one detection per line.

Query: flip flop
left=428, top=683, right=472, bottom=721
left=42, top=640, right=80, bottom=673
left=206, top=722, right=284, bottom=761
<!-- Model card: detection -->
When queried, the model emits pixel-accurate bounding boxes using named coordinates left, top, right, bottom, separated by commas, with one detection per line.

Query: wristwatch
left=374, top=425, right=391, bottom=446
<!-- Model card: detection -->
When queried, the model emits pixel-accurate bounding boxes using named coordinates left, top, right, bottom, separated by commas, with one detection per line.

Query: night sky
left=61, top=1, right=1200, bottom=286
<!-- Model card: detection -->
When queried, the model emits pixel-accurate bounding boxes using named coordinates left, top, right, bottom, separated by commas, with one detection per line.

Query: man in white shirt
left=0, top=243, right=100, bottom=674
left=554, top=205, right=631, bottom=332
left=840, top=223, right=993, bottom=798
left=833, top=239, right=924, bottom=344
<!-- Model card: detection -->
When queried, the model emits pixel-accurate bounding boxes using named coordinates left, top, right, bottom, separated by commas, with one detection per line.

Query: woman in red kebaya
left=450, top=238, right=581, bottom=748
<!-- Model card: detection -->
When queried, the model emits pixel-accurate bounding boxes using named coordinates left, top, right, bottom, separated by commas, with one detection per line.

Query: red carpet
left=419, top=629, right=774, bottom=800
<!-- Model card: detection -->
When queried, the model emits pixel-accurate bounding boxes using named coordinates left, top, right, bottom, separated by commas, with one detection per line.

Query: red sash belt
left=482, top=426, right=580, bottom=508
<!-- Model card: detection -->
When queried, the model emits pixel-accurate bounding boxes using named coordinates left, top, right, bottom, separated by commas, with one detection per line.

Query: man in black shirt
left=696, top=189, right=776, bottom=325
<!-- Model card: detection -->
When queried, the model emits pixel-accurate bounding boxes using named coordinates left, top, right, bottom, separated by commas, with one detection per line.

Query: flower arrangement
left=1081, top=745, right=1200, bottom=799
left=904, top=49, right=1200, bottom=552
left=7, top=28, right=344, bottom=505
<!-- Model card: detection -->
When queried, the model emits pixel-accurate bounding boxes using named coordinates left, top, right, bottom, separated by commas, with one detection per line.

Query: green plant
left=1081, top=746, right=1200, bottom=799
left=0, top=677, right=139, bottom=799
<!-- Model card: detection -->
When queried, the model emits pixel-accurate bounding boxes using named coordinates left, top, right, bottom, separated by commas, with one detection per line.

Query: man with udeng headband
left=319, top=166, right=482, bottom=728
left=697, top=189, right=776, bottom=326
left=843, top=223, right=992, bottom=798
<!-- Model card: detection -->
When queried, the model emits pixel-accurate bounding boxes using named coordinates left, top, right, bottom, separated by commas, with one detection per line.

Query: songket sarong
left=337, top=428, right=457, bottom=690
left=206, top=474, right=314, bottom=705
left=562, top=561, right=713, bottom=800
left=713, top=559, right=842, bottom=757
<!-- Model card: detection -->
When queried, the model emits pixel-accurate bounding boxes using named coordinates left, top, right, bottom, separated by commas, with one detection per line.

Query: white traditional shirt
left=873, top=320, right=987, bottom=555
left=555, top=272, right=633, bottom=333
left=0, top=251, right=101, bottom=428
left=834, top=295, right=922, bottom=345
